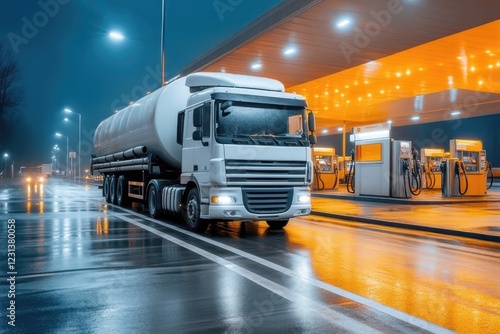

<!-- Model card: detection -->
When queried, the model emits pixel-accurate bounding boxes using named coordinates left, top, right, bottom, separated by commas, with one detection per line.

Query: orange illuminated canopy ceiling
left=181, top=0, right=500, bottom=134
left=289, top=20, right=500, bottom=130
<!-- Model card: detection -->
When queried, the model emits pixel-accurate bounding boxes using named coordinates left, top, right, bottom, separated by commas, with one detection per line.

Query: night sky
left=0, top=0, right=283, bottom=171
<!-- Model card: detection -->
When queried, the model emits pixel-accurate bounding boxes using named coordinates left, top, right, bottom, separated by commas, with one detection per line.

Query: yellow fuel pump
left=449, top=139, right=487, bottom=196
left=420, top=148, right=445, bottom=189
left=312, top=147, right=338, bottom=190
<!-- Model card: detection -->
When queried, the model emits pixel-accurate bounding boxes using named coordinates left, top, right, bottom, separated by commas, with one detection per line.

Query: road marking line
left=112, top=207, right=454, bottom=334
left=111, top=212, right=383, bottom=333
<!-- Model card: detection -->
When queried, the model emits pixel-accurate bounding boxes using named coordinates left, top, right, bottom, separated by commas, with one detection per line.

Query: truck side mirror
left=193, top=108, right=202, bottom=128
left=192, top=130, right=208, bottom=146
left=193, top=130, right=203, bottom=141
left=308, top=111, right=316, bottom=132
left=309, top=134, right=317, bottom=146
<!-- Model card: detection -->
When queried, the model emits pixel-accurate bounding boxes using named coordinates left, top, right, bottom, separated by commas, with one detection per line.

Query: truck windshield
left=215, top=101, right=309, bottom=146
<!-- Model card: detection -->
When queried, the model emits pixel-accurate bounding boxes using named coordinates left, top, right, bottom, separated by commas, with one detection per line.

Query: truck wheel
left=148, top=185, right=161, bottom=219
left=109, top=175, right=118, bottom=205
left=266, top=219, right=289, bottom=230
left=185, top=187, right=209, bottom=233
left=103, top=175, right=111, bottom=203
left=116, top=175, right=129, bottom=207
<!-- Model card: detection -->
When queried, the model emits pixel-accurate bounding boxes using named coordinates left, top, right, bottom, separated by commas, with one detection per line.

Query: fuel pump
left=391, top=140, right=412, bottom=198
left=313, top=163, right=325, bottom=190
left=422, top=163, right=436, bottom=189
left=450, top=139, right=487, bottom=195
left=441, top=158, right=469, bottom=196
left=409, top=147, right=422, bottom=195
left=420, top=148, right=445, bottom=189
left=346, top=149, right=355, bottom=193
left=312, top=147, right=337, bottom=190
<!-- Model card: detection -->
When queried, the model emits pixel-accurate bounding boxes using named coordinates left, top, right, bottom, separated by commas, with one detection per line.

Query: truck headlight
left=211, top=196, right=236, bottom=204
left=298, top=194, right=311, bottom=203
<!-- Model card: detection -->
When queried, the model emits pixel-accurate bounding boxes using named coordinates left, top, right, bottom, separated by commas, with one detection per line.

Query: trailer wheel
left=148, top=184, right=160, bottom=219
left=109, top=175, right=118, bottom=205
left=116, top=175, right=129, bottom=207
left=266, top=219, right=289, bottom=230
left=185, top=187, right=209, bottom=233
left=103, top=175, right=111, bottom=203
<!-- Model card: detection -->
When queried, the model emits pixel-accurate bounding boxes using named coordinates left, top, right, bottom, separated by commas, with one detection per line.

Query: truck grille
left=242, top=188, right=293, bottom=214
left=225, top=160, right=306, bottom=186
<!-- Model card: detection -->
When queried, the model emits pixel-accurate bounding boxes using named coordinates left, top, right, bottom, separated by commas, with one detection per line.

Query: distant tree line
left=0, top=41, right=24, bottom=150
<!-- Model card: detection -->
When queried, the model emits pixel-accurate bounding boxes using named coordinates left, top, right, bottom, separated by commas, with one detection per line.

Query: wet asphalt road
left=0, top=178, right=498, bottom=333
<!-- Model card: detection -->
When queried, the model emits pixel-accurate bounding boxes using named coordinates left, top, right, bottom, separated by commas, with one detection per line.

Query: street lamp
left=107, top=0, right=166, bottom=86
left=64, top=108, right=81, bottom=181
left=55, top=133, right=69, bottom=178
left=108, top=30, right=125, bottom=41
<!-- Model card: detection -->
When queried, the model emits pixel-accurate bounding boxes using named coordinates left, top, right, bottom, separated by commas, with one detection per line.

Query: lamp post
left=161, top=0, right=165, bottom=86
left=52, top=145, right=60, bottom=174
left=2, top=153, right=8, bottom=178
left=64, top=108, right=81, bottom=181
left=55, top=133, right=69, bottom=177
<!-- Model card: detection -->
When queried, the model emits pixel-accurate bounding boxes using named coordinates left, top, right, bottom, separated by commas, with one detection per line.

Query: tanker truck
left=92, top=72, right=316, bottom=232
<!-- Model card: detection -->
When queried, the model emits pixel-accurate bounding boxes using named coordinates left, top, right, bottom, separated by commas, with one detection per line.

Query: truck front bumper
left=201, top=186, right=311, bottom=221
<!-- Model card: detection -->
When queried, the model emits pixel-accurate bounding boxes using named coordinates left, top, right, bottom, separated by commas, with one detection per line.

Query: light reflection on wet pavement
left=0, top=178, right=498, bottom=333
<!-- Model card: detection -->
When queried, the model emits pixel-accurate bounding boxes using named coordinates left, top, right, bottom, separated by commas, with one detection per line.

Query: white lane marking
left=113, top=207, right=454, bottom=334
left=111, top=212, right=383, bottom=334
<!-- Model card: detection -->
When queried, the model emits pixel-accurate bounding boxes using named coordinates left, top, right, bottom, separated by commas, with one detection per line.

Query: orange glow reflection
left=285, top=219, right=500, bottom=333
left=96, top=217, right=109, bottom=235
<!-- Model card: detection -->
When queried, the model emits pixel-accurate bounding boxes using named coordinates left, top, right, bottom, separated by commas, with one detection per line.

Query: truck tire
left=116, top=175, right=129, bottom=207
left=185, top=187, right=209, bottom=233
left=103, top=175, right=111, bottom=203
left=109, top=175, right=118, bottom=205
left=148, top=184, right=161, bottom=219
left=266, top=219, right=289, bottom=229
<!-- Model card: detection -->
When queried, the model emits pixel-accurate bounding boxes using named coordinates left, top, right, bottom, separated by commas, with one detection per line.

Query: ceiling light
left=337, top=127, right=343, bottom=132
left=411, top=116, right=420, bottom=121
left=451, top=111, right=461, bottom=116
left=387, top=120, right=393, bottom=124
left=250, top=62, right=262, bottom=71
left=321, top=129, right=328, bottom=134
left=283, top=46, right=298, bottom=57
left=336, top=18, right=352, bottom=29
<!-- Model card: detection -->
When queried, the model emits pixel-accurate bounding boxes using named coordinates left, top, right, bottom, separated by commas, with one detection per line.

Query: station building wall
left=317, top=113, right=500, bottom=167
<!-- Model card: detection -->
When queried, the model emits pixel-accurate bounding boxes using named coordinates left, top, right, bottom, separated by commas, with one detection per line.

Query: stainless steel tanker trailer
left=92, top=72, right=316, bottom=232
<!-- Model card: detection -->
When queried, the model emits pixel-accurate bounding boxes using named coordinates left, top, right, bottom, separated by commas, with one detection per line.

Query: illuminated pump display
left=312, top=147, right=338, bottom=190
left=420, top=148, right=445, bottom=189
left=449, top=139, right=487, bottom=196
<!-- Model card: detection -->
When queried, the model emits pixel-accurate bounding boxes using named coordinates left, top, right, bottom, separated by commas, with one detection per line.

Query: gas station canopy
left=181, top=0, right=500, bottom=134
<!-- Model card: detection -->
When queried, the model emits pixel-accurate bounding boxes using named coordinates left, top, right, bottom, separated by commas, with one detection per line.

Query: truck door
left=182, top=103, right=212, bottom=178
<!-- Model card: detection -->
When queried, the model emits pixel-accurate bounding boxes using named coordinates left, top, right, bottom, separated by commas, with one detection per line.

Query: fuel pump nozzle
left=455, top=160, right=469, bottom=195
left=346, top=149, right=355, bottom=193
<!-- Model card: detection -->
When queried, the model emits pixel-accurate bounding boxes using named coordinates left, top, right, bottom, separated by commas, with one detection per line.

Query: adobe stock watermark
left=413, top=72, right=500, bottom=150
left=109, top=63, right=164, bottom=113
left=7, top=0, right=71, bottom=54
left=340, top=0, right=404, bottom=64
left=213, top=0, right=244, bottom=21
